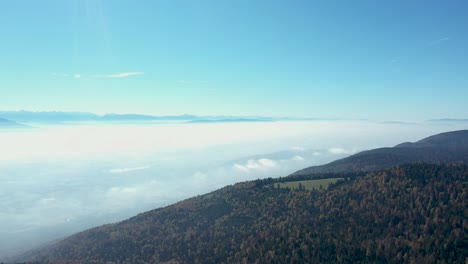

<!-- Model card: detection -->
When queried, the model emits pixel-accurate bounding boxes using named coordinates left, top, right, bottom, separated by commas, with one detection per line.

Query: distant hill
left=395, top=130, right=468, bottom=149
left=13, top=130, right=468, bottom=263
left=291, top=130, right=468, bottom=176
left=0, top=117, right=26, bottom=128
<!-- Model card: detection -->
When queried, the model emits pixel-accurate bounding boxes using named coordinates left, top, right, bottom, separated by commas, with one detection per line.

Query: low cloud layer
left=328, top=147, right=355, bottom=155
left=233, top=155, right=308, bottom=174
left=1, top=121, right=465, bottom=259
left=234, top=158, right=276, bottom=173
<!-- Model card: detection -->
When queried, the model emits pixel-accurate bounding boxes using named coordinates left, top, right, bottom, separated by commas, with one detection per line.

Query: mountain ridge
left=291, top=130, right=468, bottom=176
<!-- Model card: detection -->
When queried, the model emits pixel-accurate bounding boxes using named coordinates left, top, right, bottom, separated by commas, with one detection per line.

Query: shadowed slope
left=292, top=130, right=468, bottom=176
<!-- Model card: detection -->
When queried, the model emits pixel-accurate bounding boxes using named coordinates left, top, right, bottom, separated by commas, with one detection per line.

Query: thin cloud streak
left=109, top=166, right=150, bottom=174
left=105, top=72, right=144, bottom=78
left=428, top=37, right=449, bottom=46
left=52, top=72, right=144, bottom=79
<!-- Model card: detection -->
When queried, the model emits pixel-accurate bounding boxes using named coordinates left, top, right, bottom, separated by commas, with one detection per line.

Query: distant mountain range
left=427, top=118, right=468, bottom=122
left=1, top=111, right=466, bottom=125
left=0, top=111, right=276, bottom=124
left=0, top=117, right=27, bottom=128
left=14, top=130, right=468, bottom=263
left=0, top=111, right=197, bottom=123
left=0, top=110, right=363, bottom=124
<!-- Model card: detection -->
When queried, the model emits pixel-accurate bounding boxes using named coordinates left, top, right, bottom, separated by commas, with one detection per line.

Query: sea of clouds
left=0, top=120, right=466, bottom=259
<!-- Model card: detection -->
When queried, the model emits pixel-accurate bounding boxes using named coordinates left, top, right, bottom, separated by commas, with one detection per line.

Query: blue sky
left=1, top=0, right=467, bottom=120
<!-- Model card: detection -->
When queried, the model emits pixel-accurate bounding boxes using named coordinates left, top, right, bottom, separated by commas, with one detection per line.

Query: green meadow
left=276, top=178, right=344, bottom=191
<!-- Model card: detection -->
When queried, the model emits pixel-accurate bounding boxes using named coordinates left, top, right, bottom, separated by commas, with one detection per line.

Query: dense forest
left=17, top=163, right=468, bottom=263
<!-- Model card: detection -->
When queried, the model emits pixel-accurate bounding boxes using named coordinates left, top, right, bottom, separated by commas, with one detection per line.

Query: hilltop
left=291, top=130, right=468, bottom=176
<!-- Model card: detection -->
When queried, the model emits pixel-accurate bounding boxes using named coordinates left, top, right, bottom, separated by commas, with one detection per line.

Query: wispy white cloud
left=107, top=186, right=139, bottom=195
left=233, top=158, right=276, bottom=173
left=109, top=166, right=150, bottom=174
left=233, top=164, right=249, bottom=173
left=389, top=37, right=450, bottom=65
left=192, top=171, right=208, bottom=181
left=428, top=37, right=449, bottom=46
left=37, top=197, right=56, bottom=206
left=50, top=73, right=69, bottom=77
left=390, top=57, right=400, bottom=64
left=328, top=148, right=354, bottom=155
left=52, top=72, right=144, bottom=79
left=104, top=72, right=144, bottom=78
left=290, top=155, right=305, bottom=161
left=291, top=146, right=305, bottom=151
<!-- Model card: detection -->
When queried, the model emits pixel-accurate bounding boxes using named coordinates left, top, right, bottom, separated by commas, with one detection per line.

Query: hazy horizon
left=2, top=109, right=468, bottom=124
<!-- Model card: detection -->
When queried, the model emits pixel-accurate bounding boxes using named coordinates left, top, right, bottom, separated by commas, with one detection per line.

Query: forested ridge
left=17, top=163, right=468, bottom=263
left=292, top=130, right=468, bottom=175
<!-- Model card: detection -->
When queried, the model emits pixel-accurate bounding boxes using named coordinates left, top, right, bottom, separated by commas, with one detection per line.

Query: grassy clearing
left=276, top=178, right=343, bottom=191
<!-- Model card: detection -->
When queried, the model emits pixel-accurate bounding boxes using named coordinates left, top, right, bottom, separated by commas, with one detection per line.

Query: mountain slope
left=17, top=164, right=468, bottom=263
left=292, top=130, right=468, bottom=176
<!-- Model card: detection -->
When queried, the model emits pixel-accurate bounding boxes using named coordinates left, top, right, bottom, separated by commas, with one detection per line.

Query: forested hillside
left=292, top=130, right=468, bottom=176
left=18, top=164, right=468, bottom=263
